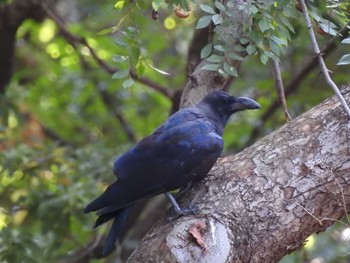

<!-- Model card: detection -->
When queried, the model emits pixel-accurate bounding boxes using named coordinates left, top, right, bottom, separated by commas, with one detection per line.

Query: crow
left=84, top=90, right=260, bottom=255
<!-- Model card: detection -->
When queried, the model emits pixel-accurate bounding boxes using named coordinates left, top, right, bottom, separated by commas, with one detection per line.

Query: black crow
left=84, top=90, right=260, bottom=255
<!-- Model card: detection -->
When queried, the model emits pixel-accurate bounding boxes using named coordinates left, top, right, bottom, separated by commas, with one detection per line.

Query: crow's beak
left=233, top=97, right=260, bottom=111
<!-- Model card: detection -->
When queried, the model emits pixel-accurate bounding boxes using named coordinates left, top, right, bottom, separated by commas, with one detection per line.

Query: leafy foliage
left=0, top=143, right=115, bottom=262
left=196, top=0, right=297, bottom=76
left=0, top=0, right=350, bottom=262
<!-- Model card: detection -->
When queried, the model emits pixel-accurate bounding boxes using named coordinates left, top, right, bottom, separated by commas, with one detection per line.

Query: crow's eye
left=223, top=97, right=230, bottom=104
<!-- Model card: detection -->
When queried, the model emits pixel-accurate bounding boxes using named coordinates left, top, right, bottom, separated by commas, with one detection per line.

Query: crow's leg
left=165, top=192, right=199, bottom=215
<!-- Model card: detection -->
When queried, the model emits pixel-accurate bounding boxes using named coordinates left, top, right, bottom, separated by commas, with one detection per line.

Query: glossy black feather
left=84, top=91, right=260, bottom=255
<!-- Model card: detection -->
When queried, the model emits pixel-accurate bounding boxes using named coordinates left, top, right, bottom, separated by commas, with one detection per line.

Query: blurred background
left=0, top=0, right=349, bottom=262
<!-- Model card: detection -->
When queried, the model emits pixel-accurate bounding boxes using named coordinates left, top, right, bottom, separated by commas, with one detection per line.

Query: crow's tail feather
left=102, top=206, right=132, bottom=256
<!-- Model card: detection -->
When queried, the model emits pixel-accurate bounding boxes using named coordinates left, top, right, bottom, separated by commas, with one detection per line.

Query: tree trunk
left=126, top=87, right=350, bottom=263
left=180, top=0, right=251, bottom=108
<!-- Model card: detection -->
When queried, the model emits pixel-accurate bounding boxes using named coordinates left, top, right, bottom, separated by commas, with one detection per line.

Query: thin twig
left=295, top=203, right=348, bottom=227
left=299, top=0, right=350, bottom=117
left=247, top=24, right=348, bottom=146
left=99, top=89, right=137, bottom=143
left=40, top=3, right=137, bottom=142
left=330, top=168, right=350, bottom=227
left=271, top=59, right=292, bottom=121
left=130, top=70, right=174, bottom=99
left=320, top=20, right=350, bottom=54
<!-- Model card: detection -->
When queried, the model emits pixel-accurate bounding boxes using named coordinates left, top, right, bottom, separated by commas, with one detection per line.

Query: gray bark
left=180, top=0, right=251, bottom=108
left=127, top=87, right=350, bottom=262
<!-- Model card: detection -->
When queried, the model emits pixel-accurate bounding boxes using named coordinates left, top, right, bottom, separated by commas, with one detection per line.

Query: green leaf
left=279, top=16, right=294, bottom=33
left=337, top=54, right=350, bottom=65
left=246, top=44, right=256, bottom=55
left=270, top=35, right=287, bottom=46
left=206, top=54, right=225, bottom=63
left=212, top=14, right=223, bottom=25
left=277, top=24, right=291, bottom=41
left=260, top=53, right=268, bottom=65
left=114, top=39, right=128, bottom=47
left=259, top=16, right=271, bottom=32
left=114, top=0, right=125, bottom=9
left=200, top=43, right=213, bottom=59
left=146, top=62, right=171, bottom=75
left=196, top=15, right=213, bottom=29
left=96, top=26, right=119, bottom=35
left=122, top=78, right=135, bottom=88
left=135, top=59, right=145, bottom=76
left=240, top=38, right=249, bottom=45
left=247, top=4, right=259, bottom=14
left=213, top=45, right=225, bottom=52
left=200, top=4, right=216, bottom=14
left=341, top=37, right=350, bottom=44
left=223, top=62, right=238, bottom=77
left=127, top=26, right=138, bottom=34
left=234, top=45, right=246, bottom=52
left=112, top=69, right=129, bottom=79
left=152, top=0, right=163, bottom=11
left=215, top=1, right=225, bottom=11
left=269, top=39, right=281, bottom=56
left=201, top=63, right=220, bottom=71
left=228, top=53, right=244, bottom=61
left=113, top=55, right=128, bottom=63
left=129, top=45, right=140, bottom=67
left=264, top=50, right=278, bottom=60
left=319, top=22, right=337, bottom=36
left=136, top=0, right=148, bottom=10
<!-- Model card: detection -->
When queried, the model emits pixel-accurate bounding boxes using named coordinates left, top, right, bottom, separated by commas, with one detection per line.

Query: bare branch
left=271, top=59, right=292, bottom=121
left=247, top=23, right=349, bottom=146
left=129, top=70, right=174, bottom=99
left=299, top=0, right=350, bottom=117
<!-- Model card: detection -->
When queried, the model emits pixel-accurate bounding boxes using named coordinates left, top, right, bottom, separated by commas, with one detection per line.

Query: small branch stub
left=166, top=218, right=231, bottom=263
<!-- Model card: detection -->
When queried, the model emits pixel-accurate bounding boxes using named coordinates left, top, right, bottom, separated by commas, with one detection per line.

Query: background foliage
left=0, top=0, right=350, bottom=262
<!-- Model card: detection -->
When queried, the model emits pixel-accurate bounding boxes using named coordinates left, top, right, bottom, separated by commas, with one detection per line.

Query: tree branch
left=271, top=59, right=292, bottom=121
left=179, top=0, right=250, bottom=108
left=127, top=87, right=350, bottom=262
left=247, top=24, right=348, bottom=145
left=40, top=4, right=141, bottom=142
left=41, top=3, right=174, bottom=100
left=299, top=0, right=350, bottom=117
left=99, top=90, right=137, bottom=143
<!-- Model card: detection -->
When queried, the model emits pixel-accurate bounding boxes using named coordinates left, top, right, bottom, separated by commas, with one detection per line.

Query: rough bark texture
left=127, top=87, right=350, bottom=262
left=180, top=0, right=251, bottom=108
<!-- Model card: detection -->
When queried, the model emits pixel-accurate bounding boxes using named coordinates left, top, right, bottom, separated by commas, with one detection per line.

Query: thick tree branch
left=127, top=87, right=350, bottom=262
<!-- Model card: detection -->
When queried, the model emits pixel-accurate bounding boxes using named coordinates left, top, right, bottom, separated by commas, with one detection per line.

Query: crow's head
left=199, top=90, right=260, bottom=126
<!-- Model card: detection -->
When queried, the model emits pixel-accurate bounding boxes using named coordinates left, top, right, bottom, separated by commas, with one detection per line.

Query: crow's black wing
left=84, top=109, right=223, bottom=214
